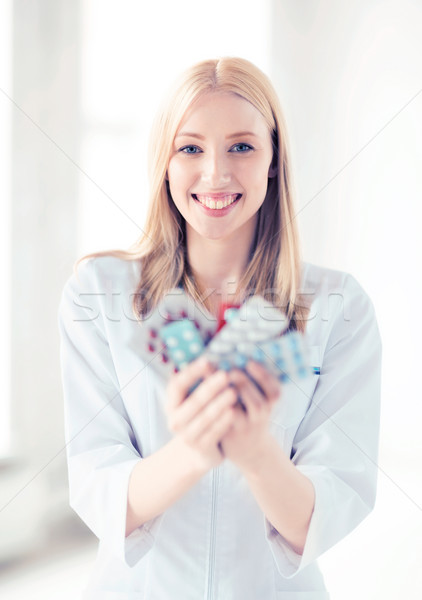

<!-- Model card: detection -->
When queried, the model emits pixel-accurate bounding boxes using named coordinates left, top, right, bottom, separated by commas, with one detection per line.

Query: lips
left=192, top=193, right=242, bottom=210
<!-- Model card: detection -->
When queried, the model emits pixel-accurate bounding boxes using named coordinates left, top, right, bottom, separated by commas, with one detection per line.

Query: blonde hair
left=78, top=57, right=309, bottom=331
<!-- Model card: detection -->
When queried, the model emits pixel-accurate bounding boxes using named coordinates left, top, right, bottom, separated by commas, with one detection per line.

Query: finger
left=198, top=402, right=237, bottom=449
left=245, top=361, right=281, bottom=402
left=228, top=366, right=266, bottom=399
left=170, top=370, right=231, bottom=432
left=184, top=386, right=238, bottom=444
left=167, top=356, right=215, bottom=410
left=228, top=370, right=263, bottom=421
left=228, top=370, right=263, bottom=409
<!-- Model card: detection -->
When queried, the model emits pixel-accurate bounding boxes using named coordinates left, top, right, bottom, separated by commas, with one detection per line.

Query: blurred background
left=0, top=0, right=421, bottom=598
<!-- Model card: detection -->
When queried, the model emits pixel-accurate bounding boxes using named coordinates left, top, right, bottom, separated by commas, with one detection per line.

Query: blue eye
left=230, top=143, right=253, bottom=153
left=180, top=145, right=202, bottom=154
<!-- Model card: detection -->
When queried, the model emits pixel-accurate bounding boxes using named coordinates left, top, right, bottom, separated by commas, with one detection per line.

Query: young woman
left=59, top=57, right=382, bottom=598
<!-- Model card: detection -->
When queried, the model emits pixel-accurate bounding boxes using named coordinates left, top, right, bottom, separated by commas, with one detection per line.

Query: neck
left=186, top=227, right=255, bottom=314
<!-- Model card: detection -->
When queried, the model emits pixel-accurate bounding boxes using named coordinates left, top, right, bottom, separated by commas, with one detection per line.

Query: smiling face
left=167, top=92, right=276, bottom=244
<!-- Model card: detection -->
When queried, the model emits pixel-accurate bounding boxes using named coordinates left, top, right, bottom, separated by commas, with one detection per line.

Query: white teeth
left=195, top=194, right=239, bottom=210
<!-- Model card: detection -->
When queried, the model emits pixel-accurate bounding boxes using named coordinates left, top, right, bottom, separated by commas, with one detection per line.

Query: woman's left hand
left=219, top=361, right=281, bottom=472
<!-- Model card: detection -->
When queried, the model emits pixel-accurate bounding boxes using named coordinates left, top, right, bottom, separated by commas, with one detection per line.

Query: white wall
left=1, top=0, right=82, bottom=562
left=78, top=0, right=272, bottom=256
left=0, top=0, right=12, bottom=457
left=270, top=2, right=422, bottom=598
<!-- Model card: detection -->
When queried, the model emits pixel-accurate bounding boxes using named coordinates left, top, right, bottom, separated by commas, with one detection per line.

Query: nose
left=201, top=151, right=231, bottom=188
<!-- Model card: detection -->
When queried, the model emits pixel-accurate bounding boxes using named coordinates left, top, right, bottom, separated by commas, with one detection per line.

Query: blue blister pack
left=159, top=319, right=206, bottom=370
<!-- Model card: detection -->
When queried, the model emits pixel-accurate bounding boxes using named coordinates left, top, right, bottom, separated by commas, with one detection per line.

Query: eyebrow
left=175, top=131, right=259, bottom=140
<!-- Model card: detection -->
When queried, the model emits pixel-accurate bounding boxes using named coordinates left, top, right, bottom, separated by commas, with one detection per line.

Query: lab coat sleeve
left=58, top=259, right=162, bottom=567
left=265, top=274, right=382, bottom=577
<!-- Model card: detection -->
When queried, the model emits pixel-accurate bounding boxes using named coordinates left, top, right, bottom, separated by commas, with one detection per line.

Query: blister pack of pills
left=137, top=288, right=216, bottom=379
left=137, top=289, right=312, bottom=384
left=159, top=319, right=205, bottom=370
left=201, top=296, right=311, bottom=383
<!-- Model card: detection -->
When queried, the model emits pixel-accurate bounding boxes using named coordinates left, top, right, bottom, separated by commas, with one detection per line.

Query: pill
left=182, top=329, right=195, bottom=340
left=268, top=342, right=281, bottom=355
left=293, top=352, right=302, bottom=364
left=209, top=340, right=234, bottom=353
left=235, top=354, right=248, bottom=368
left=189, top=342, right=202, bottom=354
left=237, top=342, right=256, bottom=355
left=246, top=330, right=273, bottom=342
left=219, top=359, right=232, bottom=371
left=252, top=347, right=265, bottom=361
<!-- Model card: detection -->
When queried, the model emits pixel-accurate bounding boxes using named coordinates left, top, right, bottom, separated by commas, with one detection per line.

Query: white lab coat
left=58, top=256, right=381, bottom=599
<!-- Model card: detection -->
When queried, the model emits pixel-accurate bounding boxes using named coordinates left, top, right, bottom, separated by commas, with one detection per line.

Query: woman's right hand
left=165, top=356, right=237, bottom=472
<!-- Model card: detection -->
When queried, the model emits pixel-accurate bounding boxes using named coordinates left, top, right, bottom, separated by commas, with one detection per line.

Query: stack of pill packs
left=137, top=288, right=312, bottom=386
